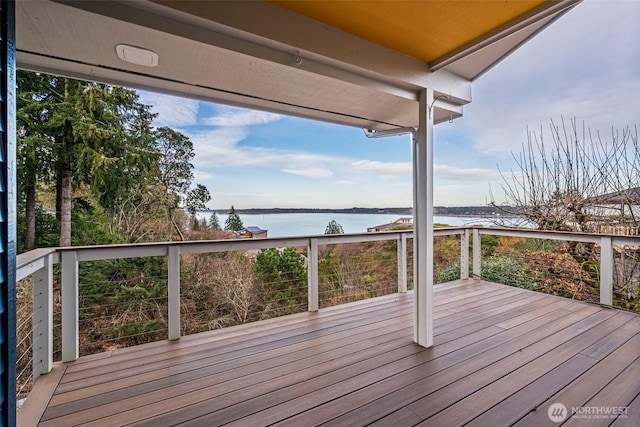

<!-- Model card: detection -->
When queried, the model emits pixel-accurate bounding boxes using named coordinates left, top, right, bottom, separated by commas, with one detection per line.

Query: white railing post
left=472, top=228, right=481, bottom=280
left=460, top=229, right=470, bottom=280
left=600, top=236, right=613, bottom=306
left=61, top=251, right=79, bottom=362
left=308, top=238, right=319, bottom=311
left=168, top=246, right=181, bottom=340
left=32, top=254, right=53, bottom=382
left=397, top=233, right=408, bottom=293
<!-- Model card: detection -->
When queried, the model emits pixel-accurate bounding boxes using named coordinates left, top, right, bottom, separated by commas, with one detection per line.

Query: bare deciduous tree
left=491, top=117, right=639, bottom=233
left=492, top=118, right=640, bottom=307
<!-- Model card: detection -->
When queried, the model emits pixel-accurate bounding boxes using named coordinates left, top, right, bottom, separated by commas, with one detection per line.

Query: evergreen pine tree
left=224, top=205, right=244, bottom=232
left=324, top=220, right=344, bottom=235
left=209, top=212, right=221, bottom=230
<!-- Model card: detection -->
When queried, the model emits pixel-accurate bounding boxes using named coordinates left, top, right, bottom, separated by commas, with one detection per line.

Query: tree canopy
left=16, top=71, right=213, bottom=250
left=225, top=206, right=244, bottom=232
left=325, top=220, right=344, bottom=235
left=209, top=212, right=221, bottom=230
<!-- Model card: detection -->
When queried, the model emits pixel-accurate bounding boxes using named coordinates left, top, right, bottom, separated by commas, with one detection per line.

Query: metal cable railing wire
left=77, top=257, right=169, bottom=356
left=318, top=240, right=400, bottom=307
left=16, top=277, right=34, bottom=400
left=180, top=249, right=308, bottom=334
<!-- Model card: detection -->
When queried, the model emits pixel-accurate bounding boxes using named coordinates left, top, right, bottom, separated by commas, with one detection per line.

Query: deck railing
left=471, top=227, right=640, bottom=306
left=16, top=226, right=640, bottom=399
left=17, top=231, right=420, bottom=387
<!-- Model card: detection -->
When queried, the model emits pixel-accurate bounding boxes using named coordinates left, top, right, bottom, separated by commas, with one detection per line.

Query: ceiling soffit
left=15, top=1, right=579, bottom=129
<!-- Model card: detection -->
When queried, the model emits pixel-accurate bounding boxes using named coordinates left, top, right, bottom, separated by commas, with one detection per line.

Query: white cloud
left=190, top=106, right=337, bottom=178
left=434, top=183, right=494, bottom=206
left=352, top=160, right=411, bottom=177
left=435, top=165, right=502, bottom=181
left=186, top=128, right=339, bottom=178
left=193, top=170, right=215, bottom=181
left=351, top=160, right=500, bottom=182
left=138, top=91, right=199, bottom=127
left=204, top=109, right=281, bottom=127
left=282, top=168, right=333, bottom=178
left=468, top=82, right=640, bottom=156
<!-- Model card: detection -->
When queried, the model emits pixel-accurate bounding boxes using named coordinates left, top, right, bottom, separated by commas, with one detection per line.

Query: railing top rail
left=56, top=229, right=414, bottom=250
left=476, top=226, right=602, bottom=243
left=471, top=226, right=640, bottom=245
left=15, top=225, right=640, bottom=270
left=47, top=231, right=414, bottom=261
left=16, top=247, right=58, bottom=281
left=434, top=228, right=465, bottom=237
left=16, top=247, right=58, bottom=270
left=18, top=232, right=413, bottom=266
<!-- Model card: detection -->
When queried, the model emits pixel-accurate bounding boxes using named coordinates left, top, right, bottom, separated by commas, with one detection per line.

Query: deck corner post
left=308, top=238, right=319, bottom=311
left=460, top=229, right=470, bottom=280
left=32, top=253, right=53, bottom=382
left=398, top=233, right=408, bottom=293
left=61, top=250, right=79, bottom=362
left=599, top=236, right=613, bottom=306
left=168, top=245, right=181, bottom=340
left=472, top=228, right=481, bottom=280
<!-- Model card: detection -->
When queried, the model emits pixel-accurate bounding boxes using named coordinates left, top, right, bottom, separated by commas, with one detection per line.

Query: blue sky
left=139, top=0, right=640, bottom=210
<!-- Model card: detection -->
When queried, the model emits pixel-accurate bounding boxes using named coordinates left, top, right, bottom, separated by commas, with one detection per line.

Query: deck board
left=18, top=280, right=640, bottom=427
left=286, top=307, right=598, bottom=427
left=56, top=301, right=414, bottom=394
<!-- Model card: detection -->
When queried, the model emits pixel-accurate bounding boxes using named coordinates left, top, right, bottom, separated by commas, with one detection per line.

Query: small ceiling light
left=115, top=44, right=159, bottom=67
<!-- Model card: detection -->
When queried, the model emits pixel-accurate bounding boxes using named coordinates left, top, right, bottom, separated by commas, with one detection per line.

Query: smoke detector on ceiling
left=116, top=44, right=158, bottom=67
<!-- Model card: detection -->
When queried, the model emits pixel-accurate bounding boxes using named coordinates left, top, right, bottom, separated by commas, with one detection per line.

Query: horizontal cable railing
left=16, top=276, right=34, bottom=403
left=76, top=257, right=169, bottom=356
left=473, top=228, right=640, bottom=308
left=318, top=239, right=400, bottom=307
left=15, top=226, right=640, bottom=408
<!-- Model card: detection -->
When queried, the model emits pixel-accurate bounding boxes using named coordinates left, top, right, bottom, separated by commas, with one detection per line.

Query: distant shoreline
left=203, top=206, right=518, bottom=216
left=205, top=207, right=413, bottom=215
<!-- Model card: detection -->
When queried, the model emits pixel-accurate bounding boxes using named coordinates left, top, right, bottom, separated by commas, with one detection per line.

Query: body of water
left=196, top=212, right=495, bottom=238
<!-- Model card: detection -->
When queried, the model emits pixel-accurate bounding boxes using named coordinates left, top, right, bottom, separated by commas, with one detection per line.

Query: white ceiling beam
left=17, top=51, right=415, bottom=131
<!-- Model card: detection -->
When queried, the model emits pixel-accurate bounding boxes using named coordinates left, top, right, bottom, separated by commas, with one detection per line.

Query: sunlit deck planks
left=19, top=280, right=640, bottom=426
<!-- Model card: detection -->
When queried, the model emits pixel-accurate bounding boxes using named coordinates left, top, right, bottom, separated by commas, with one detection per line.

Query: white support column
left=61, top=251, right=79, bottom=362
left=32, top=254, right=53, bottom=382
left=472, top=228, right=481, bottom=280
left=398, top=233, right=408, bottom=293
left=413, top=88, right=434, bottom=348
left=412, top=119, right=419, bottom=343
left=168, top=246, right=181, bottom=340
left=599, top=236, right=613, bottom=306
left=460, top=229, right=470, bottom=280
left=308, top=238, right=319, bottom=311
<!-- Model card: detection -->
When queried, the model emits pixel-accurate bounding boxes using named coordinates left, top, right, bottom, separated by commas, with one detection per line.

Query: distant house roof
left=591, top=187, right=640, bottom=205
left=244, top=227, right=267, bottom=234
left=367, top=217, right=413, bottom=232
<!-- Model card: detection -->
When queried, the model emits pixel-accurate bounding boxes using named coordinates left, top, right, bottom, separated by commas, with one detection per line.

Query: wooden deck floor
left=19, top=280, right=640, bottom=427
